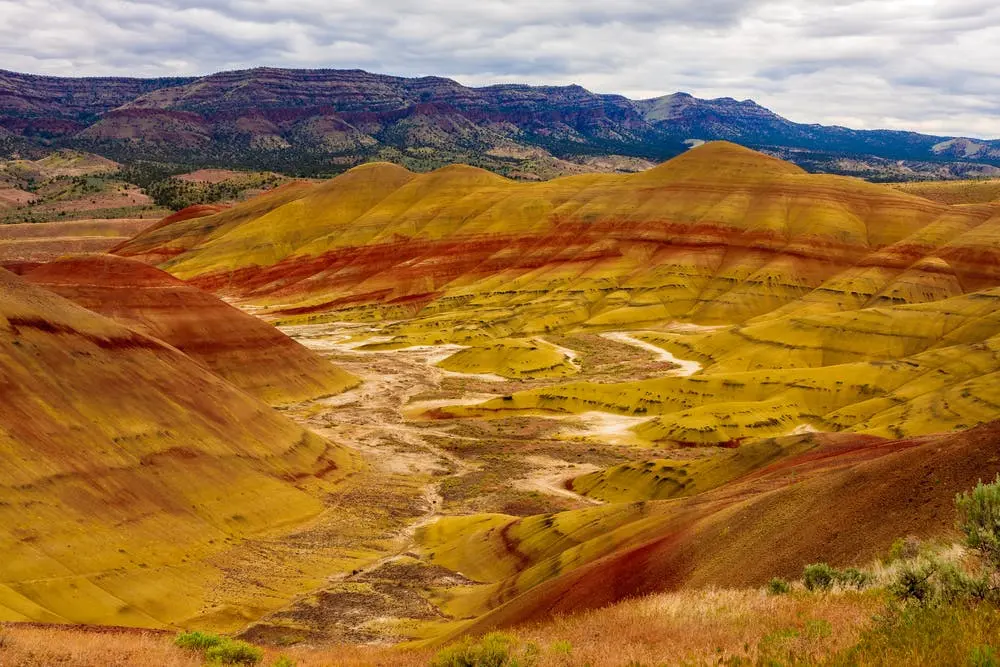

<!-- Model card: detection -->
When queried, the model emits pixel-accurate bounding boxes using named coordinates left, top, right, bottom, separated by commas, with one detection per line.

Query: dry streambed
left=240, top=323, right=701, bottom=644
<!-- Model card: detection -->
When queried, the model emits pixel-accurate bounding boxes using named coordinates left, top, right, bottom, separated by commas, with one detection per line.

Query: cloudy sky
left=1, top=0, right=998, bottom=138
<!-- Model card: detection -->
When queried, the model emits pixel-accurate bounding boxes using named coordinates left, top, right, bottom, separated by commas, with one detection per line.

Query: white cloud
left=0, top=0, right=996, bottom=138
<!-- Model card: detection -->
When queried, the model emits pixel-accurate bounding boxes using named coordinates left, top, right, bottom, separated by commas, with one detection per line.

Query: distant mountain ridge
left=1, top=67, right=998, bottom=180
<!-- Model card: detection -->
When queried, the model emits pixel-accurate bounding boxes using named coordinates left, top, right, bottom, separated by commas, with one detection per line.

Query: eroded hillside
left=5, top=142, right=1000, bottom=651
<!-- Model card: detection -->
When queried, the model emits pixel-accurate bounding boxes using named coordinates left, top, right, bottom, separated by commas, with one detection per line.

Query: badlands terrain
left=1, top=142, right=1000, bottom=664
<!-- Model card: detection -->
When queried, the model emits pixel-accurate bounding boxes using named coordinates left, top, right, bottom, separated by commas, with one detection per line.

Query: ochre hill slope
left=424, top=422, right=1000, bottom=638
left=114, top=142, right=1000, bottom=442
left=0, top=268, right=359, bottom=629
left=24, top=254, right=357, bottom=404
left=0, top=218, right=153, bottom=272
left=116, top=142, right=998, bottom=332
left=114, top=180, right=316, bottom=266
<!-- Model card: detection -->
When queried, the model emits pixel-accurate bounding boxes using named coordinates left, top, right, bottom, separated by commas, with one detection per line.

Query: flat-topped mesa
left=25, top=254, right=357, bottom=404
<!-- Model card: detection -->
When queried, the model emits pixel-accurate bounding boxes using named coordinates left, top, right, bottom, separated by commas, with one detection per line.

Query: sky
left=1, top=0, right=998, bottom=139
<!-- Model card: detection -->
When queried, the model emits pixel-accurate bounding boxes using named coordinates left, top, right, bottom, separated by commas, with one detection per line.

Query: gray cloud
left=0, top=0, right=997, bottom=138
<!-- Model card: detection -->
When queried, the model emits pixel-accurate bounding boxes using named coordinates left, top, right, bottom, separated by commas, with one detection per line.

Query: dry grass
left=0, top=625, right=199, bottom=667
left=497, top=587, right=882, bottom=666
left=0, top=586, right=882, bottom=666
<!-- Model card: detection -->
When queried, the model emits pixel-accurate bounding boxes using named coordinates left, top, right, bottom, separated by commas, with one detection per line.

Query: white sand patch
left=513, top=455, right=603, bottom=505
left=559, top=411, right=652, bottom=446
left=439, top=368, right=509, bottom=382
left=663, top=322, right=727, bottom=333
left=539, top=337, right=581, bottom=369
left=600, top=331, right=702, bottom=376
left=786, top=424, right=820, bottom=436
left=403, top=393, right=502, bottom=417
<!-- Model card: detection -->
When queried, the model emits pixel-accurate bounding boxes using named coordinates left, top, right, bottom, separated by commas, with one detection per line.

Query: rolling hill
left=0, top=267, right=362, bottom=629
left=104, top=142, right=1000, bottom=641
left=23, top=254, right=357, bottom=404
left=112, top=142, right=1000, bottom=449
left=6, top=139, right=1000, bottom=656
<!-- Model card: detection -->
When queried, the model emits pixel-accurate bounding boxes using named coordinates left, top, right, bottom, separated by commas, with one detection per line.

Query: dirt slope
left=25, top=254, right=356, bottom=404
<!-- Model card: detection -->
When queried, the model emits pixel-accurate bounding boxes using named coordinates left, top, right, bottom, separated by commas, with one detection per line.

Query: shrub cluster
left=431, top=632, right=539, bottom=667
left=801, top=563, right=873, bottom=592
left=889, top=474, right=1000, bottom=607
left=174, top=630, right=264, bottom=665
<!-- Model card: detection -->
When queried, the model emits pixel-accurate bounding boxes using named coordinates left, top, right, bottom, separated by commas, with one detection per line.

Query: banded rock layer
left=25, top=254, right=356, bottom=404
left=0, top=268, right=359, bottom=628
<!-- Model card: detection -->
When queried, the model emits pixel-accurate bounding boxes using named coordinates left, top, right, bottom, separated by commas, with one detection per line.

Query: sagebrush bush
left=837, top=567, right=873, bottom=590
left=957, top=474, right=1000, bottom=570
left=431, top=632, right=537, bottom=667
left=766, top=577, right=791, bottom=595
left=175, top=630, right=224, bottom=651
left=204, top=639, right=263, bottom=665
left=890, top=563, right=938, bottom=604
left=803, top=563, right=838, bottom=591
left=936, top=562, right=992, bottom=604
left=174, top=630, right=263, bottom=665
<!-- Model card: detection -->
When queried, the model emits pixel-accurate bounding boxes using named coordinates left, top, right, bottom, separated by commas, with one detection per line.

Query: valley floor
left=233, top=321, right=689, bottom=644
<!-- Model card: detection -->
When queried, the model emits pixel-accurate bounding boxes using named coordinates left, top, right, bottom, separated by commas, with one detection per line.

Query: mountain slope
left=24, top=254, right=357, bottom=404
left=1, top=67, right=997, bottom=179
left=0, top=268, right=359, bottom=628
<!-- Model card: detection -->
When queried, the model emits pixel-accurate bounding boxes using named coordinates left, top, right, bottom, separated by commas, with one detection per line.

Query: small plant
left=272, top=657, right=296, bottom=667
left=175, top=630, right=263, bottom=665
left=431, top=632, right=536, bottom=667
left=957, top=474, right=1000, bottom=570
left=890, top=562, right=938, bottom=604
left=886, top=535, right=922, bottom=563
left=175, top=630, right=224, bottom=651
left=970, top=644, right=999, bottom=667
left=551, top=639, right=572, bottom=655
left=205, top=639, right=263, bottom=665
left=766, top=577, right=791, bottom=595
left=803, top=563, right=838, bottom=592
left=837, top=567, right=873, bottom=590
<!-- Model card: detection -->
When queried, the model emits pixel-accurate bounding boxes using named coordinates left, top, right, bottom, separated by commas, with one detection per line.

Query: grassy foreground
left=1, top=549, right=997, bottom=667
left=0, top=585, right=996, bottom=666
left=3, top=472, right=998, bottom=666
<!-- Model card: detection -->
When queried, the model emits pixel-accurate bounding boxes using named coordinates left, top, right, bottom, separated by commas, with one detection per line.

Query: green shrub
left=205, top=639, right=264, bottom=665
left=957, top=474, right=1000, bottom=570
left=837, top=567, right=873, bottom=590
left=272, top=657, right=296, bottom=667
left=175, top=631, right=263, bottom=665
left=886, top=536, right=922, bottom=563
left=550, top=639, right=572, bottom=655
left=175, top=630, right=224, bottom=651
left=936, top=562, right=992, bottom=604
left=431, top=632, right=537, bottom=667
left=803, top=563, right=838, bottom=591
left=766, top=577, right=791, bottom=595
left=970, top=644, right=999, bottom=667
left=890, top=563, right=938, bottom=604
